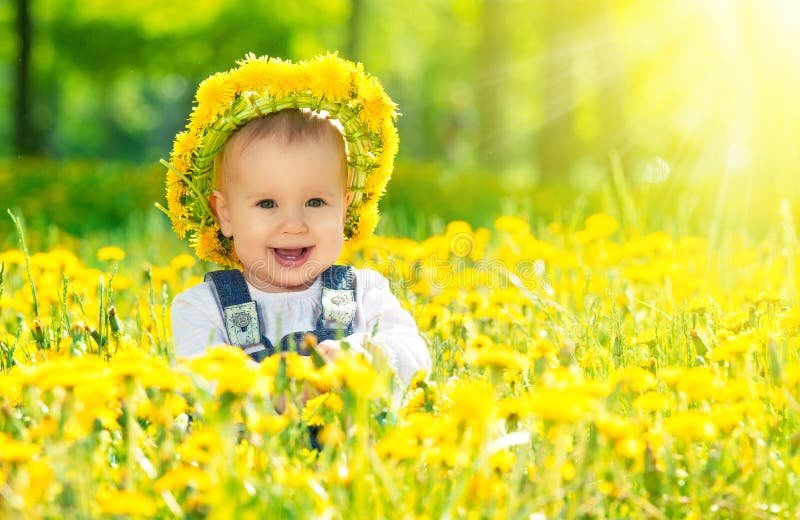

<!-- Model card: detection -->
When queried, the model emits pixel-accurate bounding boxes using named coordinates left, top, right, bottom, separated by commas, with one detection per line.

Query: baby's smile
left=271, top=246, right=314, bottom=268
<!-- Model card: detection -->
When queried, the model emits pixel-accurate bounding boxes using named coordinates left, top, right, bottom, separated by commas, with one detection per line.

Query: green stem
left=7, top=209, right=38, bottom=317
left=160, top=159, right=213, bottom=220
left=153, top=202, right=170, bottom=217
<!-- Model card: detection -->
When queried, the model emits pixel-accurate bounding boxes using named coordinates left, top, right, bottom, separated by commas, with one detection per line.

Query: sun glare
left=616, top=1, right=800, bottom=193
left=761, top=0, right=800, bottom=53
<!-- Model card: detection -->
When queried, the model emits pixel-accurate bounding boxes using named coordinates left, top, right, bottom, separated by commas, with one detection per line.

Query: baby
left=167, top=55, right=431, bottom=388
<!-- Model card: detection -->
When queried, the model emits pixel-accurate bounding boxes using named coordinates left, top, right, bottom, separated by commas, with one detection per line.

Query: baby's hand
left=316, top=340, right=342, bottom=362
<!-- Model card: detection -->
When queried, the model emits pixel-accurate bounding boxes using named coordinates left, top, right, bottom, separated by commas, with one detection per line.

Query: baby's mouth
left=271, top=247, right=312, bottom=268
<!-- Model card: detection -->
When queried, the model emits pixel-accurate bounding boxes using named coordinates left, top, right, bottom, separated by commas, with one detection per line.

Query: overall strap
left=268, top=265, right=357, bottom=354
left=204, top=266, right=357, bottom=362
left=314, top=265, right=357, bottom=342
left=204, top=270, right=270, bottom=361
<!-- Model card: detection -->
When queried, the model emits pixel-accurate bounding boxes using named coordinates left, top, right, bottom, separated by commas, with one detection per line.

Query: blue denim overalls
left=205, top=265, right=357, bottom=450
left=204, top=264, right=357, bottom=360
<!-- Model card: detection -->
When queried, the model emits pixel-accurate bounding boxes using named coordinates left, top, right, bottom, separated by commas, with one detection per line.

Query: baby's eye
left=306, top=198, right=326, bottom=208
left=257, top=199, right=276, bottom=209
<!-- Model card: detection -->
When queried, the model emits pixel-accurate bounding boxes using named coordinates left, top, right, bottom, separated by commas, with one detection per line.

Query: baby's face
left=213, top=136, right=351, bottom=292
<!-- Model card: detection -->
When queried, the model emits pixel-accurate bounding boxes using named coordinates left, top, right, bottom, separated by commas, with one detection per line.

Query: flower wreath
left=161, top=53, right=399, bottom=268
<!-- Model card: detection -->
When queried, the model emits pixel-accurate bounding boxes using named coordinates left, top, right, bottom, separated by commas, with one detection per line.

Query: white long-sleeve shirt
left=171, top=268, right=431, bottom=387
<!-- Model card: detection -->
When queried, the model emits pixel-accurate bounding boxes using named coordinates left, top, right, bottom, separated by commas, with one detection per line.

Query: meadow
left=5, top=0, right=800, bottom=517
left=1, top=197, right=798, bottom=518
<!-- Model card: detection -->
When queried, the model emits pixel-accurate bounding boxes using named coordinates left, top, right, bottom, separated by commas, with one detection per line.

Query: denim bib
left=204, top=265, right=356, bottom=362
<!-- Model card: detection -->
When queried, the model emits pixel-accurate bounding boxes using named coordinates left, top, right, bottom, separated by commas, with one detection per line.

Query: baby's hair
left=215, top=108, right=349, bottom=190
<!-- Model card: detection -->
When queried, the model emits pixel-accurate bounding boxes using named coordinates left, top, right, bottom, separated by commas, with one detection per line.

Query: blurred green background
left=2, top=0, right=800, bottom=252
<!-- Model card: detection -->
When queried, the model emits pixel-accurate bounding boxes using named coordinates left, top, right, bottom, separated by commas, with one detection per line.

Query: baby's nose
left=280, top=210, right=308, bottom=233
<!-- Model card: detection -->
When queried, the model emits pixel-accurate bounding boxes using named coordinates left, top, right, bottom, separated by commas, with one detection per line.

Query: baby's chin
left=243, top=266, right=321, bottom=293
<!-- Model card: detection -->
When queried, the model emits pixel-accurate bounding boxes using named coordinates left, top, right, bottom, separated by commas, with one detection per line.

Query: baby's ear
left=210, top=190, right=233, bottom=237
left=342, top=190, right=354, bottom=221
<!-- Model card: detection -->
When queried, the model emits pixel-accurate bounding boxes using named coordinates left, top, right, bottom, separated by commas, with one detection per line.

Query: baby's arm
left=342, top=269, right=432, bottom=386
left=171, top=283, right=228, bottom=358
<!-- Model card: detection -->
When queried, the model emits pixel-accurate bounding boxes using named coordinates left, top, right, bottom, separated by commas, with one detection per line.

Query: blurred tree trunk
left=346, top=0, right=362, bottom=60
left=537, top=1, right=575, bottom=183
left=14, top=0, right=40, bottom=156
left=476, top=0, right=508, bottom=167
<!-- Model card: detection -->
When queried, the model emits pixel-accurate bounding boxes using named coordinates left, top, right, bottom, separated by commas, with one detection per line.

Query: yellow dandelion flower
left=489, top=450, right=517, bottom=472
left=780, top=309, right=800, bottom=332
left=712, top=403, right=745, bottom=432
left=172, top=130, right=202, bottom=157
left=96, top=245, right=126, bottom=262
left=96, top=488, right=157, bottom=517
left=111, top=349, right=150, bottom=380
left=531, top=337, right=558, bottom=360
left=169, top=153, right=191, bottom=175
left=155, top=464, right=212, bottom=493
left=494, top=215, right=530, bottom=234
left=282, top=352, right=316, bottom=381
left=0, top=249, right=26, bottom=266
left=658, top=366, right=686, bottom=386
left=402, top=387, right=428, bottom=416
left=633, top=391, right=672, bottom=413
left=351, top=201, right=380, bottom=241
left=716, top=377, right=752, bottom=403
left=246, top=414, right=290, bottom=435
left=170, top=253, right=196, bottom=270
left=232, top=53, right=274, bottom=92
left=217, top=366, right=264, bottom=396
left=598, top=480, right=620, bottom=497
left=167, top=171, right=186, bottom=200
left=178, top=427, right=222, bottom=465
left=527, top=388, right=595, bottom=423
left=193, top=225, right=226, bottom=265
left=267, top=58, right=310, bottom=99
left=665, top=410, right=718, bottom=442
left=166, top=169, right=185, bottom=192
left=614, top=366, right=657, bottom=393
left=365, top=160, right=392, bottom=197
left=376, top=431, right=421, bottom=461
left=675, top=367, right=720, bottom=402
left=784, top=362, right=800, bottom=385
left=110, top=273, right=132, bottom=291
left=357, top=74, right=395, bottom=132
left=560, top=460, right=576, bottom=481
left=319, top=424, right=345, bottom=447
left=594, top=413, right=640, bottom=440
left=380, top=121, right=400, bottom=161
left=22, top=459, right=54, bottom=501
left=166, top=177, right=189, bottom=228
left=35, top=357, right=107, bottom=391
left=194, top=71, right=237, bottom=115
left=307, top=53, right=354, bottom=101
left=445, top=379, right=495, bottom=429
left=301, top=391, right=344, bottom=427
left=187, top=346, right=255, bottom=394
left=334, top=350, right=384, bottom=397
left=583, top=213, right=619, bottom=239
left=0, top=433, right=40, bottom=462
left=139, top=364, right=191, bottom=393
left=0, top=373, right=22, bottom=407
left=466, top=344, right=526, bottom=371
left=275, top=466, right=317, bottom=488
left=467, top=334, right=494, bottom=350
left=709, top=332, right=757, bottom=362
left=614, top=436, right=645, bottom=461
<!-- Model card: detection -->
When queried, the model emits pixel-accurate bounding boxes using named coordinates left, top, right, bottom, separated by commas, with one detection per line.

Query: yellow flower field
left=1, top=213, right=799, bottom=518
